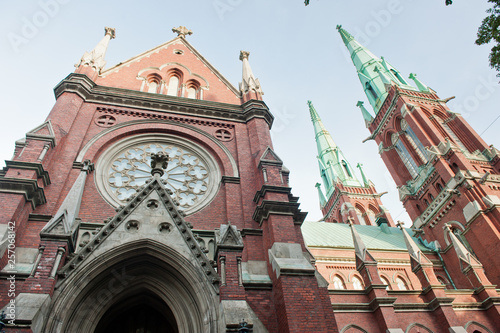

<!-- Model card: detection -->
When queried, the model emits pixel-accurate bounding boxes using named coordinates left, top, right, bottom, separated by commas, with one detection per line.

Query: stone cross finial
left=239, top=50, right=250, bottom=61
left=172, top=26, right=193, bottom=38
left=396, top=221, right=405, bottom=230
left=104, top=27, right=116, bottom=39
left=150, top=152, right=169, bottom=177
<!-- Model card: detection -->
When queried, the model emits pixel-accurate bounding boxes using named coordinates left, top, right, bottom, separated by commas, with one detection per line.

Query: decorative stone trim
left=97, top=107, right=235, bottom=129
left=57, top=176, right=219, bottom=290
left=0, top=178, right=46, bottom=209
left=221, top=176, right=240, bottom=184
left=252, top=200, right=307, bottom=226
left=4, top=160, right=51, bottom=186
left=253, top=185, right=293, bottom=203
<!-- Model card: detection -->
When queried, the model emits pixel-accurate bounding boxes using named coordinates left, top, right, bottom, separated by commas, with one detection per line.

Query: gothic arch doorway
left=95, top=291, right=178, bottom=333
left=43, top=240, right=220, bottom=333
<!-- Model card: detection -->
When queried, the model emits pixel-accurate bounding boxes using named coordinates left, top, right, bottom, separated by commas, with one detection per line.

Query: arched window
left=392, top=133, right=419, bottom=178
left=342, top=160, right=352, bottom=177
left=187, top=87, right=196, bottom=99
left=352, top=276, right=364, bottom=290
left=429, top=194, right=434, bottom=202
left=452, top=227, right=476, bottom=257
left=396, top=277, right=408, bottom=290
left=166, top=76, right=180, bottom=96
left=437, top=183, right=444, bottom=192
left=366, top=209, right=377, bottom=224
left=437, top=276, right=447, bottom=288
left=380, top=276, right=391, bottom=290
left=145, top=74, right=162, bottom=94
left=185, top=79, right=200, bottom=99
left=355, top=207, right=366, bottom=225
left=390, top=69, right=406, bottom=85
left=424, top=199, right=429, bottom=207
left=432, top=114, right=470, bottom=153
left=365, top=81, right=378, bottom=100
left=401, top=119, right=428, bottom=164
left=321, top=170, right=330, bottom=190
left=332, top=275, right=346, bottom=290
left=147, top=81, right=158, bottom=93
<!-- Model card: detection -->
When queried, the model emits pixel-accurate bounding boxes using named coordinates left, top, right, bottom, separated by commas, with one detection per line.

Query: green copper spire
left=315, top=182, right=327, bottom=208
left=356, top=101, right=373, bottom=127
left=308, top=101, right=362, bottom=200
left=408, top=73, right=430, bottom=92
left=336, top=25, right=416, bottom=114
left=356, top=163, right=370, bottom=187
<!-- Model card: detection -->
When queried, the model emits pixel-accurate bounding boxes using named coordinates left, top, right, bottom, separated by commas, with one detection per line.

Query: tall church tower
left=309, top=101, right=394, bottom=226
left=338, top=25, right=500, bottom=286
left=0, top=27, right=337, bottom=332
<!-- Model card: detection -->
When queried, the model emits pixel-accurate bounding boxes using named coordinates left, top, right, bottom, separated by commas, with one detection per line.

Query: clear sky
left=1, top=1, right=498, bottom=225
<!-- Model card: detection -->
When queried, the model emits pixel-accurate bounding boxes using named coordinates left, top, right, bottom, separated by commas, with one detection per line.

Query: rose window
left=96, top=135, right=220, bottom=215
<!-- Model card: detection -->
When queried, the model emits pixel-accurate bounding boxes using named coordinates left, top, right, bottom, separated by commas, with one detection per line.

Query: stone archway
left=43, top=240, right=220, bottom=333
left=94, top=291, right=178, bottom=333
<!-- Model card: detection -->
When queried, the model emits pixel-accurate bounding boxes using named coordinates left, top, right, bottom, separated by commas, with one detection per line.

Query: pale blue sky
left=1, top=1, right=498, bottom=225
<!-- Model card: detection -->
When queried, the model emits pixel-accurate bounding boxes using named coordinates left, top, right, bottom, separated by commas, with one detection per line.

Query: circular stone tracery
left=96, top=135, right=220, bottom=215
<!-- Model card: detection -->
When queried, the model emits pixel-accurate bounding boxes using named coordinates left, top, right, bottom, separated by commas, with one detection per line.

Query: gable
left=96, top=37, right=241, bottom=104
left=57, top=176, right=219, bottom=291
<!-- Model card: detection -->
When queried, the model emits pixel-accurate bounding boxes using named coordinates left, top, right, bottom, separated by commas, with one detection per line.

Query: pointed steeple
left=398, top=222, right=433, bottom=267
left=356, top=163, right=370, bottom=187
left=40, top=160, right=94, bottom=251
left=308, top=101, right=362, bottom=196
left=76, top=27, right=115, bottom=76
left=336, top=25, right=415, bottom=114
left=239, top=51, right=263, bottom=101
left=444, top=224, right=482, bottom=272
left=348, top=220, right=376, bottom=265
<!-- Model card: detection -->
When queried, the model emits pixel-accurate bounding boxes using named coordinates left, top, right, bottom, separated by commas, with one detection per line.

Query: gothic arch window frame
left=341, top=160, right=352, bottom=178
left=365, top=81, right=378, bottom=100
left=367, top=204, right=379, bottom=224
left=390, top=68, right=406, bottom=85
left=146, top=73, right=163, bottom=94
left=464, top=321, right=494, bottom=333
left=165, top=68, right=184, bottom=97
left=349, top=274, right=364, bottom=290
left=340, top=324, right=369, bottom=333
left=435, top=275, right=449, bottom=288
left=354, top=205, right=367, bottom=225
left=394, top=274, right=411, bottom=291
left=185, top=79, right=201, bottom=99
left=391, top=132, right=419, bottom=178
left=400, top=118, right=429, bottom=165
left=330, top=272, right=347, bottom=290
left=405, top=323, right=434, bottom=333
left=380, top=274, right=392, bottom=290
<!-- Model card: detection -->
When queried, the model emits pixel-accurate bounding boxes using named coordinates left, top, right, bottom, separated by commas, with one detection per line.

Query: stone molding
left=252, top=200, right=307, bottom=226
left=0, top=178, right=46, bottom=209
left=4, top=161, right=51, bottom=186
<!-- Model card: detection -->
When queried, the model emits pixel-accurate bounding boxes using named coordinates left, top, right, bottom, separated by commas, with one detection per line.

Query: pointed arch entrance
left=43, top=240, right=220, bottom=333
left=94, top=291, right=178, bottom=333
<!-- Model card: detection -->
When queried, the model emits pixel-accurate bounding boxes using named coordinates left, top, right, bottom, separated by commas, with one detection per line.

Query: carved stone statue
left=150, top=152, right=169, bottom=177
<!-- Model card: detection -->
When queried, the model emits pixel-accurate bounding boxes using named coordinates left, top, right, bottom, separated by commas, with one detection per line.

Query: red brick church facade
left=0, top=26, right=499, bottom=333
